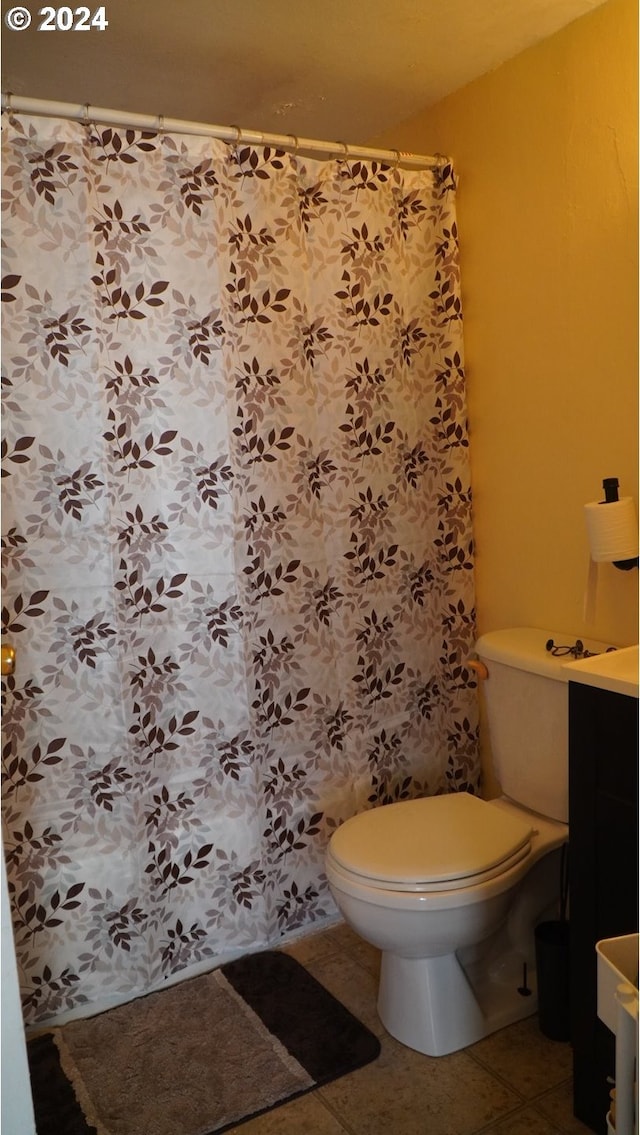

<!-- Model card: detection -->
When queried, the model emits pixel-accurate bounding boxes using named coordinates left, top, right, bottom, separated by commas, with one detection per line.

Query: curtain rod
left=0, top=94, right=444, bottom=172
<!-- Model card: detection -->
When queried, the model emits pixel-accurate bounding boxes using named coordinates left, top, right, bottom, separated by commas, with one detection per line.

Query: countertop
left=563, top=644, right=639, bottom=699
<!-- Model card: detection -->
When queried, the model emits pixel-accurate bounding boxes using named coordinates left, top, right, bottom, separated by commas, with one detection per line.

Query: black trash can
left=534, top=920, right=571, bottom=1041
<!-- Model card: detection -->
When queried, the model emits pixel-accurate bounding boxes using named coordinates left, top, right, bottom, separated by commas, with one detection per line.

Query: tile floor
left=227, top=921, right=595, bottom=1135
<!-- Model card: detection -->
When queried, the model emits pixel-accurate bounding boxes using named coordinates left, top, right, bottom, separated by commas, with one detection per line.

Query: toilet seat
left=328, top=793, right=533, bottom=894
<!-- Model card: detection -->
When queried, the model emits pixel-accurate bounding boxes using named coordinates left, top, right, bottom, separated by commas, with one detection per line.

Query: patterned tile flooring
left=226, top=922, right=595, bottom=1135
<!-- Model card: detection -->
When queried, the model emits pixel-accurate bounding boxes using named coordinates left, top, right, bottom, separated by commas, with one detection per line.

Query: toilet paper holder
left=587, top=478, right=639, bottom=571
left=604, top=478, right=638, bottom=570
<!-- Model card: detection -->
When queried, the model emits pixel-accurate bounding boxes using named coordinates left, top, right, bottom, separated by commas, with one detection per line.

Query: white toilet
left=325, top=627, right=607, bottom=1056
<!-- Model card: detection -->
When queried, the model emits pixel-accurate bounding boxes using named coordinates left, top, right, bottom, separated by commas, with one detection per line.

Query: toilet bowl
left=325, top=628, right=608, bottom=1057
left=326, top=791, right=567, bottom=1055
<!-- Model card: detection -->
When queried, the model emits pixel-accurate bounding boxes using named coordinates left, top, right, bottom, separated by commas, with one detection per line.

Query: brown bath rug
left=27, top=950, right=381, bottom=1134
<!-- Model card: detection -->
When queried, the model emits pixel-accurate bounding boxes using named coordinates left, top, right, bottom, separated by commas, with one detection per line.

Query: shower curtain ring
left=287, top=134, right=299, bottom=155
left=157, top=114, right=165, bottom=134
left=82, top=103, right=90, bottom=127
left=392, top=149, right=401, bottom=170
left=336, top=140, right=349, bottom=162
left=230, top=124, right=242, bottom=146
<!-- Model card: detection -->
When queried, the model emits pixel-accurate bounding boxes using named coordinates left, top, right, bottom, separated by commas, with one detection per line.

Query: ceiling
left=1, top=0, right=610, bottom=145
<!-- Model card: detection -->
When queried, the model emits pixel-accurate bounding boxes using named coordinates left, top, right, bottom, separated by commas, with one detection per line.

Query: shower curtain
left=1, top=112, right=478, bottom=1027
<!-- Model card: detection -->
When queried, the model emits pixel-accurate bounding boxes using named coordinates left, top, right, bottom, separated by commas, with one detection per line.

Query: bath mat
left=27, top=950, right=381, bottom=1134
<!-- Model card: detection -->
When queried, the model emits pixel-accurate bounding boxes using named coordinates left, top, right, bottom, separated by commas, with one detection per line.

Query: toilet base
left=378, top=945, right=538, bottom=1057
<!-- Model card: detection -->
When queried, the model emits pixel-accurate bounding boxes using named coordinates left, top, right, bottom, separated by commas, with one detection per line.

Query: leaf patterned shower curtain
left=1, top=113, right=478, bottom=1027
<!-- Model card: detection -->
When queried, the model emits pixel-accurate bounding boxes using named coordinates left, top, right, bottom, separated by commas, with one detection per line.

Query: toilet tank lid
left=475, top=627, right=614, bottom=683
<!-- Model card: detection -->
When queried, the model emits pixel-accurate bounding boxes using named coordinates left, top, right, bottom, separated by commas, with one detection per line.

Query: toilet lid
left=329, top=793, right=533, bottom=889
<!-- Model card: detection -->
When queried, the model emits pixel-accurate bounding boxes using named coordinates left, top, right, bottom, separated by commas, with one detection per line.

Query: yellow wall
left=376, top=0, right=638, bottom=658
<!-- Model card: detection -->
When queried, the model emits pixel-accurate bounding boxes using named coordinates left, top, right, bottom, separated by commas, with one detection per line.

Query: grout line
left=467, top=1099, right=561, bottom=1135
left=466, top=1042, right=574, bottom=1110
left=457, top=1055, right=530, bottom=1135
left=465, top=1047, right=528, bottom=1100
left=530, top=1076, right=592, bottom=1135
left=461, top=1063, right=581, bottom=1135
left=314, top=1088, right=362, bottom=1135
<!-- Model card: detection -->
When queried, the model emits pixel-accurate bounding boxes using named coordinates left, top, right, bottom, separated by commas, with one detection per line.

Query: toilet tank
left=475, top=627, right=612, bottom=824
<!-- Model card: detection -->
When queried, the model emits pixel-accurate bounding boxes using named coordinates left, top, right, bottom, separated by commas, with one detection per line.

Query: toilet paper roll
left=584, top=497, right=639, bottom=562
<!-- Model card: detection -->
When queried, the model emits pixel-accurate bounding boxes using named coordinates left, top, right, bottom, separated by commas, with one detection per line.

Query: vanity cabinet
left=568, top=680, right=638, bottom=1134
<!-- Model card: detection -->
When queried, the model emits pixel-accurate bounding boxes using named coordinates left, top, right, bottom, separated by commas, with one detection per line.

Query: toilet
left=325, top=627, right=608, bottom=1057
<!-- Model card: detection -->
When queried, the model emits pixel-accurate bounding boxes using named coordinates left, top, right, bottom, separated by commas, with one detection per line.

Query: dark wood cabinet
left=568, top=681, right=638, bottom=1133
